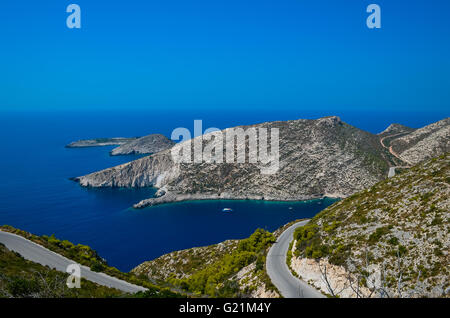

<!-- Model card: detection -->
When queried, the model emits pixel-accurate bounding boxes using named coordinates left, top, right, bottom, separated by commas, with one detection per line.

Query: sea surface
left=0, top=110, right=446, bottom=271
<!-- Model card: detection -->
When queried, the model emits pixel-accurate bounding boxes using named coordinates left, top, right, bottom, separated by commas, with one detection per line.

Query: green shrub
left=176, top=229, right=275, bottom=297
left=434, top=248, right=443, bottom=257
left=397, top=245, right=408, bottom=257
left=294, top=223, right=329, bottom=260
left=328, top=244, right=351, bottom=266
left=7, top=277, right=40, bottom=297
left=388, top=237, right=399, bottom=245
left=368, top=226, right=390, bottom=244
left=431, top=216, right=442, bottom=226
left=90, top=261, right=105, bottom=272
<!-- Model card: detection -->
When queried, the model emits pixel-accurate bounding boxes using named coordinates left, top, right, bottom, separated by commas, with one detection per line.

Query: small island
left=66, top=134, right=175, bottom=156
left=66, top=137, right=139, bottom=148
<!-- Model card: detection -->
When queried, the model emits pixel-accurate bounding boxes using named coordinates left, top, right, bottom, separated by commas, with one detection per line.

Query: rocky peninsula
left=73, top=116, right=449, bottom=209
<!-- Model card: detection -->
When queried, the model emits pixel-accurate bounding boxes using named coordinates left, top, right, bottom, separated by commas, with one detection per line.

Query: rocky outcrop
left=292, top=153, right=450, bottom=298
left=378, top=123, right=415, bottom=137
left=234, top=263, right=279, bottom=298
left=110, top=134, right=175, bottom=156
left=291, top=256, right=373, bottom=298
left=389, top=118, right=450, bottom=165
left=75, top=150, right=176, bottom=188
left=66, top=137, right=138, bottom=148
left=75, top=116, right=395, bottom=207
left=132, top=240, right=239, bottom=282
left=132, top=192, right=323, bottom=209
left=132, top=228, right=283, bottom=298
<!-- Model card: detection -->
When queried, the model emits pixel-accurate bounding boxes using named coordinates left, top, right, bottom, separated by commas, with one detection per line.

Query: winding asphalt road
left=266, top=220, right=325, bottom=298
left=380, top=133, right=413, bottom=170
left=0, top=230, right=147, bottom=294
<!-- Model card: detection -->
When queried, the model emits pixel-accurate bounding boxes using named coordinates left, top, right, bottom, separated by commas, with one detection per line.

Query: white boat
left=222, top=208, right=233, bottom=212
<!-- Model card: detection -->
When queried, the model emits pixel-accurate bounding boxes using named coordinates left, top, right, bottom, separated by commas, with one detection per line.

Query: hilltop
left=75, top=116, right=395, bottom=207
left=378, top=123, right=416, bottom=137
left=110, top=134, right=175, bottom=156
left=389, top=118, right=450, bottom=165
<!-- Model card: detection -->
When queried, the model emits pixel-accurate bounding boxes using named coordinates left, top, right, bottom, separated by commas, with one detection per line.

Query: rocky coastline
left=73, top=116, right=450, bottom=210
left=132, top=190, right=340, bottom=209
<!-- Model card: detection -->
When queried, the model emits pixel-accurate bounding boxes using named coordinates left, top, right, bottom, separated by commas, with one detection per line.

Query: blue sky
left=1, top=0, right=449, bottom=113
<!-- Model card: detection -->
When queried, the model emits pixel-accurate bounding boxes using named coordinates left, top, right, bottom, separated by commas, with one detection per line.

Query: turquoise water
left=0, top=110, right=444, bottom=271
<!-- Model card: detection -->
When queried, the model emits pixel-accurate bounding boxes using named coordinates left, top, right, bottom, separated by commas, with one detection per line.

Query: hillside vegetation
left=292, top=153, right=449, bottom=297
left=0, top=226, right=181, bottom=298
left=0, top=243, right=127, bottom=298
left=134, top=228, right=280, bottom=298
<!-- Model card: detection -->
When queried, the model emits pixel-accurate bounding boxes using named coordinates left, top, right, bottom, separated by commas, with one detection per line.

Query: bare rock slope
left=74, top=117, right=449, bottom=208
left=110, top=134, right=175, bottom=156
left=75, top=116, right=395, bottom=207
left=378, top=123, right=416, bottom=137
left=389, top=118, right=450, bottom=165
left=291, top=153, right=449, bottom=298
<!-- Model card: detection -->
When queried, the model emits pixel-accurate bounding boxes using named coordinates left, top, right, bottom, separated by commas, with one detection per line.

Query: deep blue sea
left=0, top=109, right=446, bottom=271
